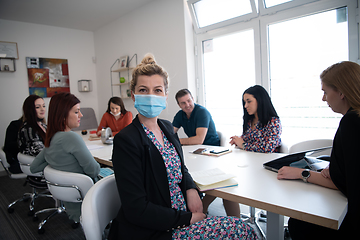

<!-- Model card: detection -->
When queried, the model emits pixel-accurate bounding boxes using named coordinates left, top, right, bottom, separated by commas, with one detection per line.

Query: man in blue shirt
left=172, top=89, right=220, bottom=146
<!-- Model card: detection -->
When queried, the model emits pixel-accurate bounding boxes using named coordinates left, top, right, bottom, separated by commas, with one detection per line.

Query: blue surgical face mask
left=134, top=94, right=167, bottom=118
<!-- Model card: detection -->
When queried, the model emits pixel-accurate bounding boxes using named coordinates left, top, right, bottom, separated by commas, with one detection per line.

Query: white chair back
left=1, top=148, right=27, bottom=179
left=217, top=131, right=228, bottom=147
left=279, top=141, right=289, bottom=154
left=0, top=148, right=10, bottom=168
left=17, top=152, right=43, bottom=177
left=81, top=174, right=121, bottom=240
left=44, top=165, right=94, bottom=203
left=288, top=139, right=333, bottom=157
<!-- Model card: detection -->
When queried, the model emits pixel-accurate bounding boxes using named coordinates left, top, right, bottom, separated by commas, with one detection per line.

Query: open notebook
left=190, top=168, right=238, bottom=191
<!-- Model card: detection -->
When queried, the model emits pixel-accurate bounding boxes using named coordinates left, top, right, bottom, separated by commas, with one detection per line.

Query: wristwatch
left=301, top=169, right=311, bottom=183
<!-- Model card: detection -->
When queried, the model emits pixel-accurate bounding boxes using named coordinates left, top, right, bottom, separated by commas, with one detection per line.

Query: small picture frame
left=119, top=56, right=129, bottom=69
left=0, top=41, right=19, bottom=59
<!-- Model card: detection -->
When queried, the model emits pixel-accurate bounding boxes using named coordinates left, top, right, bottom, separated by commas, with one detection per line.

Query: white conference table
left=79, top=132, right=347, bottom=240
left=182, top=145, right=347, bottom=240
left=77, top=131, right=114, bottom=166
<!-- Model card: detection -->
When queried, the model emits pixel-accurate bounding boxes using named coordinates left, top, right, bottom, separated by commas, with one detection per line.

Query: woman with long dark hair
left=96, top=96, right=132, bottom=136
left=18, top=95, right=47, bottom=156
left=31, top=92, right=100, bottom=224
left=230, top=85, right=282, bottom=153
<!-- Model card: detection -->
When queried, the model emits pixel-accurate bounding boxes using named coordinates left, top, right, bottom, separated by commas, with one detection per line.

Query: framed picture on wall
left=0, top=41, right=19, bottom=59
left=119, top=56, right=128, bottom=69
left=26, top=57, right=70, bottom=98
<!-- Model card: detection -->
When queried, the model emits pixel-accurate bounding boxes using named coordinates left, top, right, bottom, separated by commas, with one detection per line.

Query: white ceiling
left=0, top=0, right=155, bottom=32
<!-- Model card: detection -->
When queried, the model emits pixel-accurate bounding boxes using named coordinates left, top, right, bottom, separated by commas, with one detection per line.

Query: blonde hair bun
left=130, top=53, right=169, bottom=94
left=141, top=53, right=156, bottom=65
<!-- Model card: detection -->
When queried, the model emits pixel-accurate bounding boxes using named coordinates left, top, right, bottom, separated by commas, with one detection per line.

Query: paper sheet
left=191, top=168, right=236, bottom=185
left=87, top=144, right=104, bottom=151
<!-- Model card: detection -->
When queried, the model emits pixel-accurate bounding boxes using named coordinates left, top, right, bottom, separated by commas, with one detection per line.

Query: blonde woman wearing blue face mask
left=108, top=54, right=257, bottom=240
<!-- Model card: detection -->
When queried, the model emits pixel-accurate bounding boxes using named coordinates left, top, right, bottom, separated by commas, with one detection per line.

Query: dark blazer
left=109, top=115, right=198, bottom=240
left=3, top=118, right=23, bottom=173
left=330, top=109, right=360, bottom=233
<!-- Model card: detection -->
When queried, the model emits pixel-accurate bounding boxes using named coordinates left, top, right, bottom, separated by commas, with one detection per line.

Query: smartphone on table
left=193, top=148, right=206, bottom=154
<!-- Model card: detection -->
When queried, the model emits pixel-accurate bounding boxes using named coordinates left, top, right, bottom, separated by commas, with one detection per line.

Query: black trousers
left=288, top=216, right=351, bottom=240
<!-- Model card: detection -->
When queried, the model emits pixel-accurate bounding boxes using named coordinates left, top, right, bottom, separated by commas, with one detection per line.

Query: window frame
left=259, top=0, right=358, bottom=90
left=195, top=20, right=262, bottom=105
left=192, top=0, right=358, bottom=141
left=258, top=0, right=320, bottom=15
left=187, top=0, right=258, bottom=34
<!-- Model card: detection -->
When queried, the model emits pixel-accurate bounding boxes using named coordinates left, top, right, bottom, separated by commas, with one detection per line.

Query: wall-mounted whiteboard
left=0, top=41, right=19, bottom=59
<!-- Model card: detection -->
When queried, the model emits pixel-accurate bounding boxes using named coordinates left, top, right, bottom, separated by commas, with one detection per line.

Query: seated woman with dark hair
left=31, top=92, right=100, bottom=224
left=204, top=85, right=282, bottom=219
left=18, top=95, right=47, bottom=157
left=230, top=85, right=282, bottom=153
left=96, top=96, right=132, bottom=136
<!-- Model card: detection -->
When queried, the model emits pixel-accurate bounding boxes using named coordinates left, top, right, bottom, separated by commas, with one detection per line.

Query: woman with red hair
left=31, top=92, right=100, bottom=225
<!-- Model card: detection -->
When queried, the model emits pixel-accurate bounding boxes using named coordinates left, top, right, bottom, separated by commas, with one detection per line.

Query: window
left=202, top=29, right=256, bottom=134
left=194, top=0, right=252, bottom=28
left=187, top=0, right=319, bottom=33
left=259, top=0, right=319, bottom=14
left=191, top=0, right=357, bottom=145
left=265, top=0, right=293, bottom=8
left=187, top=0, right=257, bottom=33
left=268, top=7, right=348, bottom=142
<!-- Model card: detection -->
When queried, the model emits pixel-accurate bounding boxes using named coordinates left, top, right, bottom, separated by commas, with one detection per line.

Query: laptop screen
left=263, top=146, right=332, bottom=172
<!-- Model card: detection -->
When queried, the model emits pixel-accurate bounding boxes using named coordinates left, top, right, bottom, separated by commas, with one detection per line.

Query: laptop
left=263, top=146, right=332, bottom=173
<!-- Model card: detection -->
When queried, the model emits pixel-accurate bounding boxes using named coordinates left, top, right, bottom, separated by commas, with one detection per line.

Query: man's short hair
left=175, top=89, right=193, bottom=104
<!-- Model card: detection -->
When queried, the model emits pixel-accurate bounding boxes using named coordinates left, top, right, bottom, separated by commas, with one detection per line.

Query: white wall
left=0, top=19, right=99, bottom=148
left=0, top=0, right=195, bottom=152
left=93, top=0, right=195, bottom=125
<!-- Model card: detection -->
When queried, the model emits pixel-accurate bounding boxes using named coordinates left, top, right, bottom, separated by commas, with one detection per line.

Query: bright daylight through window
left=193, top=0, right=252, bottom=28
left=191, top=0, right=351, bottom=144
left=269, top=7, right=348, bottom=142
left=203, top=30, right=256, bottom=135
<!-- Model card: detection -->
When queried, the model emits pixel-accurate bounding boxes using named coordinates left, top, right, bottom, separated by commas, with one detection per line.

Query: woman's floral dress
left=241, top=117, right=282, bottom=153
left=142, top=125, right=258, bottom=239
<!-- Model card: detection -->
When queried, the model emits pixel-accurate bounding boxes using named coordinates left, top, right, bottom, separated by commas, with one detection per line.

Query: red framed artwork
left=26, top=57, right=70, bottom=97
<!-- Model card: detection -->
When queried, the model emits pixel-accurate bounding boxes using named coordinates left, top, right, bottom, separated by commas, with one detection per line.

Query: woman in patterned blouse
left=18, top=95, right=47, bottom=156
left=108, top=53, right=258, bottom=239
left=230, top=85, right=282, bottom=153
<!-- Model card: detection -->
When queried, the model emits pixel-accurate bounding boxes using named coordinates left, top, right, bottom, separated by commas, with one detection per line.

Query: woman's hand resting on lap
left=190, top=212, right=207, bottom=224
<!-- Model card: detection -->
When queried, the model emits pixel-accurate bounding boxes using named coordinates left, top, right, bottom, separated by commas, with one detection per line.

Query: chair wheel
left=8, top=207, right=14, bottom=213
left=33, top=216, right=39, bottom=221
left=28, top=210, right=34, bottom=216
left=38, top=227, right=45, bottom=234
left=284, top=228, right=290, bottom=238
left=71, top=222, right=80, bottom=229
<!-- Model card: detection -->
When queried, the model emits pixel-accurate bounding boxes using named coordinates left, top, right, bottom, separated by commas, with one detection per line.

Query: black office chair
left=0, top=148, right=30, bottom=212
left=15, top=153, right=53, bottom=216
